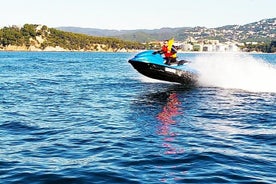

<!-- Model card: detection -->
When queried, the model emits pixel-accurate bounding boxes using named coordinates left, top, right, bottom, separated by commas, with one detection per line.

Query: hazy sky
left=1, top=0, right=275, bottom=30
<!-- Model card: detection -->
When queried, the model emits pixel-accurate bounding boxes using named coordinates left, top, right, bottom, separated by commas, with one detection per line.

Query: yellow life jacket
left=167, top=38, right=174, bottom=51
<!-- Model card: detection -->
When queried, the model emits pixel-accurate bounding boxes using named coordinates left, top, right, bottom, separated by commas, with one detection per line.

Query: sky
left=1, top=0, right=275, bottom=30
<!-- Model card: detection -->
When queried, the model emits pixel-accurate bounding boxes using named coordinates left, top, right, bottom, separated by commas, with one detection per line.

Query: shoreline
left=0, top=49, right=274, bottom=54
left=0, top=48, right=142, bottom=53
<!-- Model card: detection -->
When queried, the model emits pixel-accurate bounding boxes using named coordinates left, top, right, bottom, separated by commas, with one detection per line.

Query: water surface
left=0, top=52, right=275, bottom=183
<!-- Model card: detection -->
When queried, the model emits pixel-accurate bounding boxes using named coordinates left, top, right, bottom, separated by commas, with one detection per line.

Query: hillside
left=0, top=24, right=145, bottom=51
left=57, top=18, right=276, bottom=43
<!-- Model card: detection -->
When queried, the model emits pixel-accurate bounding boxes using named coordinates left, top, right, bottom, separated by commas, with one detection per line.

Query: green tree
left=21, top=24, right=36, bottom=37
left=269, top=41, right=276, bottom=53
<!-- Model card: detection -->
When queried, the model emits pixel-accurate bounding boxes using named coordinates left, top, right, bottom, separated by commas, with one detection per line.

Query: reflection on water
left=157, top=93, right=181, bottom=126
left=131, top=85, right=194, bottom=182
left=157, top=93, right=184, bottom=155
left=156, top=92, right=186, bottom=182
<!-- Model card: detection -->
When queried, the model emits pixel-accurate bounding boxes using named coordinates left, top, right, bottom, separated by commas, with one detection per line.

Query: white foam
left=190, top=53, right=276, bottom=93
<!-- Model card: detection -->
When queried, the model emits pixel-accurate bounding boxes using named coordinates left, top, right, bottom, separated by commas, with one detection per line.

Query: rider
left=168, top=45, right=177, bottom=65
left=154, top=39, right=178, bottom=65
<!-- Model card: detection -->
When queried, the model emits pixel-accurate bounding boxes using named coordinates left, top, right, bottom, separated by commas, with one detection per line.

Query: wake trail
left=190, top=53, right=276, bottom=93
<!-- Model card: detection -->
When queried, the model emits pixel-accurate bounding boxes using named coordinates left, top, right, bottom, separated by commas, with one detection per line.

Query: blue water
left=0, top=52, right=275, bottom=184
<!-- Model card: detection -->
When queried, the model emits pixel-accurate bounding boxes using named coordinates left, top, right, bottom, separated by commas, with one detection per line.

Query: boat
left=128, top=50, right=198, bottom=85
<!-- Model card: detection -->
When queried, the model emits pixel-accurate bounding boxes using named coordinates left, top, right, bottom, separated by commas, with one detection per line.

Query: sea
left=0, top=51, right=275, bottom=184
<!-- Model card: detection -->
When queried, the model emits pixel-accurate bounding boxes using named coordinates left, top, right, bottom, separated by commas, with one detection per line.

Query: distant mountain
left=57, top=18, right=276, bottom=43
left=55, top=27, right=135, bottom=37
left=56, top=26, right=191, bottom=42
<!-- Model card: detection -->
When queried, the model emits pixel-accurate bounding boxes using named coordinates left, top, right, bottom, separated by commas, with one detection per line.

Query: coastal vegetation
left=239, top=41, right=276, bottom=53
left=0, top=18, right=275, bottom=53
left=0, top=24, right=145, bottom=51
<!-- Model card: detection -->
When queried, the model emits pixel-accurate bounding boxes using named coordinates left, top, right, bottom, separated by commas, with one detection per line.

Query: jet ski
left=128, top=50, right=198, bottom=85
